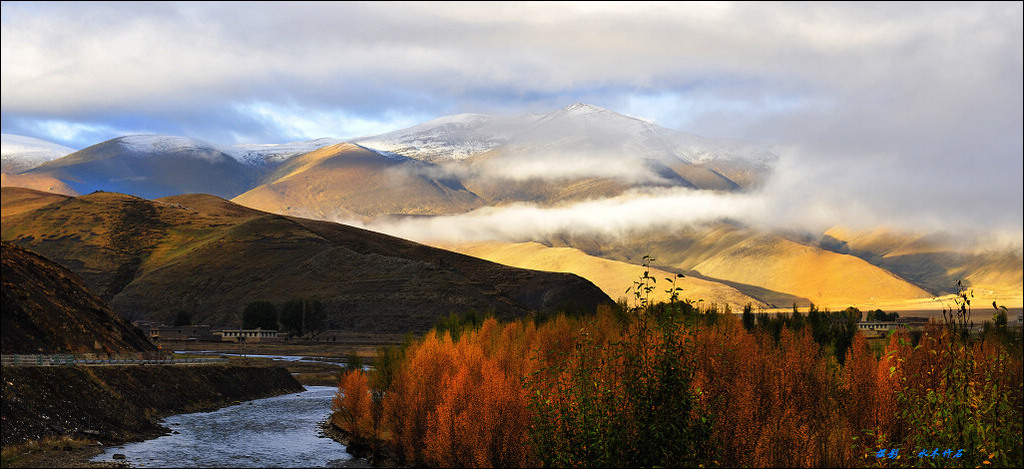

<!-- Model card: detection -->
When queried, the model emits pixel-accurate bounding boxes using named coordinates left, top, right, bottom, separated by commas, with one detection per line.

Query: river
left=91, top=386, right=366, bottom=468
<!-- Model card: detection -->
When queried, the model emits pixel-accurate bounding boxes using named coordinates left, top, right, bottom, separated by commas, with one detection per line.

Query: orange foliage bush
left=377, top=320, right=536, bottom=467
left=332, top=369, right=372, bottom=440
left=331, top=307, right=1022, bottom=468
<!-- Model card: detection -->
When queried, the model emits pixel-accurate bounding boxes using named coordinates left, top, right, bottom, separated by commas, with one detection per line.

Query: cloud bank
left=2, top=1, right=1020, bottom=241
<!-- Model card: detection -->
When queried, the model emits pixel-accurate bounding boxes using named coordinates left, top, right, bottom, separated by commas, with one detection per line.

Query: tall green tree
left=279, top=298, right=325, bottom=336
left=741, top=303, right=755, bottom=331
left=243, top=300, right=277, bottom=329
left=172, top=309, right=193, bottom=327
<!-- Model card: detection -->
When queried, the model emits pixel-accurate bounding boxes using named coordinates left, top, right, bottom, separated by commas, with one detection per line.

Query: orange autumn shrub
left=876, top=325, right=1024, bottom=467
left=378, top=319, right=540, bottom=467
left=331, top=369, right=373, bottom=440
left=332, top=302, right=1022, bottom=468
left=383, top=331, right=459, bottom=466
left=693, top=316, right=851, bottom=467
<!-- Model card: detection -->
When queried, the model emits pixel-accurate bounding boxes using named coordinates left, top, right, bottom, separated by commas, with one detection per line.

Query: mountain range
left=2, top=103, right=774, bottom=203
left=2, top=103, right=1020, bottom=319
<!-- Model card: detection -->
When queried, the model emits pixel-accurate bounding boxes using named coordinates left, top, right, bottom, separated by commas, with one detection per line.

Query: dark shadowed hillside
left=23, top=136, right=260, bottom=199
left=1, top=241, right=156, bottom=354
left=1, top=187, right=612, bottom=333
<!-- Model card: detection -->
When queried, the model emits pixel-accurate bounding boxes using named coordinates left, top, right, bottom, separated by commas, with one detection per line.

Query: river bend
left=92, top=386, right=364, bottom=468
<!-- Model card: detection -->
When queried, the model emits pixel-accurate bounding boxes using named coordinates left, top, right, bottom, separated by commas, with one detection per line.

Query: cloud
left=5, top=2, right=1018, bottom=123
left=235, top=101, right=432, bottom=142
left=362, top=187, right=765, bottom=244
left=361, top=174, right=1023, bottom=252
left=1, top=1, right=1020, bottom=239
left=469, top=150, right=676, bottom=184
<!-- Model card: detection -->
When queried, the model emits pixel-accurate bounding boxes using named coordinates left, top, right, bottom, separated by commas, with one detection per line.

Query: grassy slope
left=436, top=240, right=769, bottom=311
left=0, top=173, right=78, bottom=197
left=232, top=143, right=482, bottom=222
left=1, top=187, right=612, bottom=333
left=545, top=223, right=940, bottom=311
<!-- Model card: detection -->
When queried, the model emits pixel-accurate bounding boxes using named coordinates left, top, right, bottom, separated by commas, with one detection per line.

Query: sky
left=2, top=1, right=1022, bottom=243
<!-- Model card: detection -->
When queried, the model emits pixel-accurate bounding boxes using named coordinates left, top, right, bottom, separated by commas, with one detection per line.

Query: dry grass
left=436, top=240, right=768, bottom=310
left=0, top=174, right=78, bottom=200
left=232, top=143, right=482, bottom=221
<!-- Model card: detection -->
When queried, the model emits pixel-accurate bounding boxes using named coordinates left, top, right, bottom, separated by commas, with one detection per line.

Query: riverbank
left=320, top=420, right=399, bottom=468
left=1, top=364, right=303, bottom=467
left=1, top=437, right=127, bottom=468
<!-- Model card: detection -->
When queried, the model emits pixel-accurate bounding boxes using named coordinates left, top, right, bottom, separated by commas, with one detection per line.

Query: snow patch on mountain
left=355, top=112, right=544, bottom=162
left=1, top=134, right=76, bottom=173
left=117, top=135, right=227, bottom=155
left=230, top=138, right=346, bottom=166
left=353, top=103, right=777, bottom=169
left=114, top=135, right=344, bottom=166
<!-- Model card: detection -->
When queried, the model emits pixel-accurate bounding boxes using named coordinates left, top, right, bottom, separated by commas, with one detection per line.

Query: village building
left=214, top=328, right=284, bottom=343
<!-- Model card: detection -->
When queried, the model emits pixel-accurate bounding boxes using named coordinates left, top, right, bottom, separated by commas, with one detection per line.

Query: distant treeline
left=239, top=298, right=326, bottom=336
left=741, top=304, right=898, bottom=364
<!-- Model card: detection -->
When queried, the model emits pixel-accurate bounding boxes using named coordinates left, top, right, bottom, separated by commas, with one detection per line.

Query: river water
left=91, top=386, right=366, bottom=468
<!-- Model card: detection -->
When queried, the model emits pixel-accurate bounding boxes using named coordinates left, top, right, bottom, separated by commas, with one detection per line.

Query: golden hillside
left=826, top=226, right=1023, bottom=308
left=232, top=143, right=482, bottom=222
left=686, top=234, right=933, bottom=309
left=1, top=172, right=78, bottom=197
left=548, top=223, right=941, bottom=311
left=434, top=240, right=768, bottom=311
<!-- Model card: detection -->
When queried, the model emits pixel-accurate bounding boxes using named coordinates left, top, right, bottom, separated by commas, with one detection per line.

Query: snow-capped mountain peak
left=112, top=135, right=345, bottom=167
left=354, top=112, right=541, bottom=162
left=1, top=134, right=77, bottom=174
left=559, top=102, right=612, bottom=115
left=352, top=102, right=778, bottom=167
left=116, top=135, right=224, bottom=155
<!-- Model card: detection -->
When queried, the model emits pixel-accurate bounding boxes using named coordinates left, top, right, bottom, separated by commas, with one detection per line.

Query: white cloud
left=23, top=120, right=134, bottom=147
left=360, top=178, right=1023, bottom=252
left=1, top=1, right=1020, bottom=237
left=234, top=101, right=431, bottom=142
left=363, top=187, right=764, bottom=243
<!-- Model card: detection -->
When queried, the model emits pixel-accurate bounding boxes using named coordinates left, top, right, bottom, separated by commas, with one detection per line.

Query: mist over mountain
left=3, top=103, right=776, bottom=219
left=232, top=103, right=776, bottom=222
left=0, top=103, right=770, bottom=203
left=1, top=134, right=76, bottom=174
left=356, top=102, right=775, bottom=189
left=2, top=103, right=1018, bottom=312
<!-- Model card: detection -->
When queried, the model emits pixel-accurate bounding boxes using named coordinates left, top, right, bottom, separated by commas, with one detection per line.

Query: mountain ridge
left=1, top=187, right=613, bottom=333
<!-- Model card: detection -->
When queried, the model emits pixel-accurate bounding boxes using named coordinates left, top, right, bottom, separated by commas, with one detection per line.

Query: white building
left=215, top=328, right=283, bottom=342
